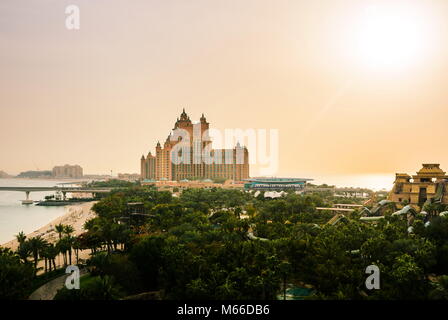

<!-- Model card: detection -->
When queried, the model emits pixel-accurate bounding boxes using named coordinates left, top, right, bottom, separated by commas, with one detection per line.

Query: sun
left=351, top=4, right=431, bottom=71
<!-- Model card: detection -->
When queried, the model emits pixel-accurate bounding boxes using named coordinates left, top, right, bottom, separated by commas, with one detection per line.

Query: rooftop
left=417, top=163, right=446, bottom=175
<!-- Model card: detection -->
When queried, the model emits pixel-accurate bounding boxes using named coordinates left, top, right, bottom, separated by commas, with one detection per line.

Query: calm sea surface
left=0, top=179, right=68, bottom=244
left=311, top=174, right=394, bottom=191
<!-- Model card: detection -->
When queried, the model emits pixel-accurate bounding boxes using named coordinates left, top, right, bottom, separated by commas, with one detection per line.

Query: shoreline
left=0, top=177, right=88, bottom=181
left=1, top=201, right=97, bottom=250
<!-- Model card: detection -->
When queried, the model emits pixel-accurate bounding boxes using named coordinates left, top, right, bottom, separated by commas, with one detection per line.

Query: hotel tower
left=140, top=109, right=249, bottom=182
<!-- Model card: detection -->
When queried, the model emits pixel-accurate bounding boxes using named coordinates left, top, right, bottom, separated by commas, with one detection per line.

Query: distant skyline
left=1, top=0, right=448, bottom=188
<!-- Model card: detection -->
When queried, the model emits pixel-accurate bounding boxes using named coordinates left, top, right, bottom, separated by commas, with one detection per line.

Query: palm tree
left=60, top=225, right=75, bottom=265
left=15, top=231, right=29, bottom=264
left=55, top=224, right=71, bottom=266
left=40, top=243, right=49, bottom=273
left=84, top=218, right=96, bottom=231
left=15, top=231, right=27, bottom=245
left=55, top=223, right=65, bottom=240
left=40, top=242, right=58, bottom=273
left=56, top=238, right=69, bottom=267
left=279, top=261, right=292, bottom=300
left=72, top=237, right=82, bottom=265
left=98, top=220, right=113, bottom=254
left=66, top=236, right=75, bottom=265
left=78, top=231, right=101, bottom=255
left=110, top=223, right=131, bottom=251
left=16, top=240, right=31, bottom=264
left=40, top=246, right=48, bottom=273
left=28, top=236, right=47, bottom=274
left=64, top=225, right=75, bottom=236
left=46, top=244, right=58, bottom=271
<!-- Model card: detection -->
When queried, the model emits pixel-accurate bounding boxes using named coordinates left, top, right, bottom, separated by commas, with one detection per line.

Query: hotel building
left=140, top=109, right=249, bottom=182
left=388, top=164, right=448, bottom=209
left=52, top=164, right=83, bottom=179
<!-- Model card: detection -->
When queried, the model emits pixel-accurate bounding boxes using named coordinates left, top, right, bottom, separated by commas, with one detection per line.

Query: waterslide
left=359, top=200, right=405, bottom=222
left=360, top=200, right=395, bottom=217
left=392, top=205, right=417, bottom=216
left=360, top=216, right=385, bottom=222
left=359, top=204, right=416, bottom=223
left=423, top=181, right=446, bottom=207
left=433, top=182, right=445, bottom=203
left=246, top=224, right=269, bottom=241
left=247, top=232, right=269, bottom=241
left=327, top=214, right=346, bottom=226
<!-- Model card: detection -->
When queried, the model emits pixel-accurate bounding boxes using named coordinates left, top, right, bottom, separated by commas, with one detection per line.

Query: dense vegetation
left=2, top=186, right=448, bottom=300
left=85, top=179, right=139, bottom=188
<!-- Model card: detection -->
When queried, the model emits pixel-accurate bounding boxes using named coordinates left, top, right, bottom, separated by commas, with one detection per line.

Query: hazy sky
left=1, top=0, right=448, bottom=187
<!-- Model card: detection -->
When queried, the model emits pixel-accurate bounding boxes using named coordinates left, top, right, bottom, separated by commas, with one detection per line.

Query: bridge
left=0, top=187, right=112, bottom=204
left=316, top=204, right=363, bottom=214
left=302, top=187, right=375, bottom=198
left=316, top=207, right=355, bottom=213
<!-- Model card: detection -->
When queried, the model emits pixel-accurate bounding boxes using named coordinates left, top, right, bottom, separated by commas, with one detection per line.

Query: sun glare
left=351, top=4, right=432, bottom=71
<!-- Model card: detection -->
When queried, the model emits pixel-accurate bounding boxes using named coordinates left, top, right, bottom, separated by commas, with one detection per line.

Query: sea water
left=0, top=179, right=68, bottom=244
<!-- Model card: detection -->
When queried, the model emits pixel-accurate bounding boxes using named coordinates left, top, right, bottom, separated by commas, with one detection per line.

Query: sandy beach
left=1, top=201, right=97, bottom=250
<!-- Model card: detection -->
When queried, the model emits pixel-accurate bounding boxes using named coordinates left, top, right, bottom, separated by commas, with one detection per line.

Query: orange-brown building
left=388, top=164, right=448, bottom=209
left=140, top=109, right=249, bottom=182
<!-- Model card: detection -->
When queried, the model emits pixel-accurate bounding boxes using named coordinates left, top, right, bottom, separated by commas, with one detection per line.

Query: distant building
left=17, top=170, right=53, bottom=179
left=388, top=164, right=448, bottom=209
left=82, top=174, right=112, bottom=180
left=244, top=177, right=313, bottom=191
left=0, top=171, right=11, bottom=178
left=141, top=109, right=250, bottom=182
left=52, top=165, right=83, bottom=179
left=117, top=173, right=141, bottom=181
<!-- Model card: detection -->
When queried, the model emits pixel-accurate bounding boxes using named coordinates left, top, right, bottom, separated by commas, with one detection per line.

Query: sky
left=1, top=0, right=448, bottom=189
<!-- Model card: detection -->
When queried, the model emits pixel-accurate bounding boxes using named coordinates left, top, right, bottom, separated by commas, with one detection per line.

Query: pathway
left=29, top=268, right=89, bottom=300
